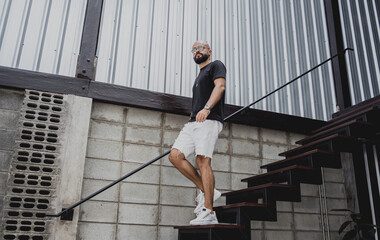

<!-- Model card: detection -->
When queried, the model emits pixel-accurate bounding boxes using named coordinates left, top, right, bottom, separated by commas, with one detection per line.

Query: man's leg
left=169, top=148, right=204, bottom=191
left=196, top=155, right=215, bottom=212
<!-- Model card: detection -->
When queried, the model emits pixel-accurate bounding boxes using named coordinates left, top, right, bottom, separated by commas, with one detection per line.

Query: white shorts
left=172, top=120, right=223, bottom=159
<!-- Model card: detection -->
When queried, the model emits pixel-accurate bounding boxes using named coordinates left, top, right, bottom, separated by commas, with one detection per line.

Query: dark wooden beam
left=324, top=0, right=352, bottom=111
left=0, top=66, right=89, bottom=96
left=76, top=0, right=104, bottom=80
left=88, top=81, right=192, bottom=116
left=0, top=66, right=326, bottom=134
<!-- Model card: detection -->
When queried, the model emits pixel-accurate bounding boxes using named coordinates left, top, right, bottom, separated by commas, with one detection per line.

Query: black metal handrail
left=45, top=47, right=353, bottom=219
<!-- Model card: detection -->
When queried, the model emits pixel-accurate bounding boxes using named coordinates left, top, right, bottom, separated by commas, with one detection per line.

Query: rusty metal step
left=215, top=202, right=276, bottom=222
left=223, top=183, right=301, bottom=204
left=279, top=134, right=356, bottom=158
left=297, top=120, right=375, bottom=145
left=313, top=107, right=380, bottom=134
left=330, top=98, right=380, bottom=122
left=242, top=165, right=322, bottom=187
left=261, top=149, right=340, bottom=172
left=175, top=224, right=246, bottom=240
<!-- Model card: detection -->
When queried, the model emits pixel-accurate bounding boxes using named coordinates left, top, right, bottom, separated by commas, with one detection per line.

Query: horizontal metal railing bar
left=45, top=47, right=353, bottom=218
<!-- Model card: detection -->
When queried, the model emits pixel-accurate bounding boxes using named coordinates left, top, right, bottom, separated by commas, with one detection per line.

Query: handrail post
left=324, top=0, right=352, bottom=111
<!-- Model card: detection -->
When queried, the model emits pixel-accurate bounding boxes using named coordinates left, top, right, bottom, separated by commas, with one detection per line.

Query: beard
left=193, top=53, right=209, bottom=64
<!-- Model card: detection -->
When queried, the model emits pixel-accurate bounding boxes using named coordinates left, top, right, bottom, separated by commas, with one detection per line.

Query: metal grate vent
left=1, top=90, right=66, bottom=240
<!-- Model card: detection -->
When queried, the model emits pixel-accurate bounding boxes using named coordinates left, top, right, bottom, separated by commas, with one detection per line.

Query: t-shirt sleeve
left=211, top=60, right=226, bottom=81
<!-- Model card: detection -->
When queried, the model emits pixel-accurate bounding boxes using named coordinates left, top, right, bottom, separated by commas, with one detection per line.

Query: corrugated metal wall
left=95, top=0, right=336, bottom=120
left=338, top=0, right=380, bottom=105
left=1, top=0, right=378, bottom=120
left=0, top=0, right=87, bottom=77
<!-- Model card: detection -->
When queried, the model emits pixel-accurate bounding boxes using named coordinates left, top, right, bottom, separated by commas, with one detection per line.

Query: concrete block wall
left=0, top=89, right=24, bottom=220
left=77, top=101, right=348, bottom=240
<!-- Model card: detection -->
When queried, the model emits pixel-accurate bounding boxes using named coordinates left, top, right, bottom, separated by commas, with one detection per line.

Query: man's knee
left=169, top=149, right=184, bottom=165
left=196, top=155, right=211, bottom=169
left=168, top=150, right=177, bottom=164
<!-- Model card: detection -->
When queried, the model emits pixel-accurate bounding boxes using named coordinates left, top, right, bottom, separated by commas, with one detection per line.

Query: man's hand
left=195, top=78, right=225, bottom=122
left=196, top=109, right=210, bottom=122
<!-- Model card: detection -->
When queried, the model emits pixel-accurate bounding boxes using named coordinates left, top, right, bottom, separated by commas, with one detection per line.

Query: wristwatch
left=204, top=105, right=211, bottom=110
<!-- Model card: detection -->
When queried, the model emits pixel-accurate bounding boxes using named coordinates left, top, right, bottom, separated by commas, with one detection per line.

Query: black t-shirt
left=190, top=60, right=226, bottom=123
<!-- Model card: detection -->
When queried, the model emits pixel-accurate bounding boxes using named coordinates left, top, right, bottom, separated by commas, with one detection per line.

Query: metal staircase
left=175, top=98, right=380, bottom=240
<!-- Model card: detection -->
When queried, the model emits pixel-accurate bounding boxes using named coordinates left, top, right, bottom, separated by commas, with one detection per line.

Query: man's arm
left=196, top=78, right=226, bottom=122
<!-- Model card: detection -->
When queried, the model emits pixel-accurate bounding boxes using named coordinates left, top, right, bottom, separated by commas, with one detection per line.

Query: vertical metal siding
left=98, top=0, right=338, bottom=120
left=0, top=0, right=87, bottom=77
left=339, top=0, right=380, bottom=105
left=0, top=0, right=349, bottom=121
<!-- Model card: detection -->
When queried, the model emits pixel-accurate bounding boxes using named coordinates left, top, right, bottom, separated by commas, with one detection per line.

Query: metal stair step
left=215, top=202, right=277, bottom=222
left=241, top=165, right=322, bottom=187
left=175, top=224, right=245, bottom=229
left=329, top=98, right=380, bottom=122
left=279, top=134, right=356, bottom=158
left=297, top=119, right=375, bottom=145
left=223, top=183, right=301, bottom=204
left=261, top=149, right=340, bottom=171
left=175, top=224, right=246, bottom=240
left=313, top=107, right=380, bottom=134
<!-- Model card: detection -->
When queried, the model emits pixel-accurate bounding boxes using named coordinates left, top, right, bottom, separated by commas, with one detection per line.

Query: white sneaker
left=190, top=208, right=218, bottom=225
left=194, top=189, right=221, bottom=215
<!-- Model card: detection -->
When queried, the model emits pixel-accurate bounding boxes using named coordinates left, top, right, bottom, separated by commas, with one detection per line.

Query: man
left=169, top=41, right=226, bottom=225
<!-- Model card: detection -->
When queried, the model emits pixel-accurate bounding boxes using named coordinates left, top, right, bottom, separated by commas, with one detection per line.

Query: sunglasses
left=191, top=45, right=209, bottom=54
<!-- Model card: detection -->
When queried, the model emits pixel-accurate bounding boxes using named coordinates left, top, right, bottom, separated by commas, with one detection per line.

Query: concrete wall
left=77, top=101, right=349, bottom=240
left=52, top=95, right=92, bottom=240
left=0, top=89, right=92, bottom=240
left=0, top=88, right=24, bottom=220
left=0, top=90, right=349, bottom=239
